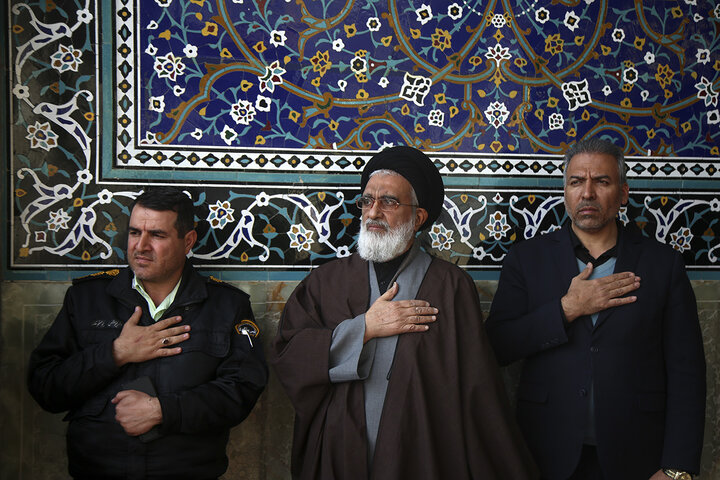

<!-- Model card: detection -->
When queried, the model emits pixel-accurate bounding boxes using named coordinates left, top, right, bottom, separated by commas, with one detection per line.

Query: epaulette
left=72, top=268, right=120, bottom=284
left=206, top=275, right=246, bottom=294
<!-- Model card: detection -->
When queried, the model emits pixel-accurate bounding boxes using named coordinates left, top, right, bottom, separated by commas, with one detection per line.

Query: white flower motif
left=97, top=189, right=113, bottom=204
left=561, top=79, right=592, bottom=111
left=155, top=0, right=172, bottom=7
left=77, top=169, right=93, bottom=184
left=563, top=11, right=580, bottom=31
left=535, top=7, right=550, bottom=24
left=484, top=101, right=510, bottom=129
left=485, top=212, right=511, bottom=240
left=493, top=193, right=503, bottom=203
left=485, top=43, right=511, bottom=63
left=447, top=3, right=463, bottom=20
left=13, top=84, right=29, bottom=100
left=191, top=128, right=203, bottom=140
left=428, top=109, right=444, bottom=127
left=149, top=95, right=165, bottom=113
left=47, top=209, right=71, bottom=232
left=255, top=95, right=272, bottom=112
left=147, top=21, right=159, bottom=29
left=415, top=4, right=433, bottom=25
left=612, top=28, right=625, bottom=43
left=429, top=225, right=454, bottom=251
left=143, top=132, right=158, bottom=144
left=707, top=109, right=720, bottom=125
left=669, top=227, right=693, bottom=252
left=715, top=5, right=720, bottom=18
left=709, top=198, right=720, bottom=212
left=641, top=90, right=649, bottom=101
left=603, top=85, right=612, bottom=96
left=230, top=100, right=256, bottom=125
left=206, top=201, right=236, bottom=230
left=338, top=79, right=347, bottom=92
left=173, top=85, right=186, bottom=96
left=270, top=30, right=287, bottom=47
left=288, top=224, right=314, bottom=252
left=366, top=17, right=381, bottom=32
left=695, top=76, right=719, bottom=107
left=623, top=66, right=638, bottom=84
left=77, top=9, right=93, bottom=24
left=472, top=246, right=486, bottom=260
left=336, top=246, right=351, bottom=258
left=548, top=112, right=564, bottom=130
left=220, top=125, right=238, bottom=145
left=256, top=192, right=270, bottom=206
left=491, top=14, right=506, bottom=28
left=378, top=77, right=389, bottom=88
left=183, top=44, right=198, bottom=58
left=684, top=0, right=697, bottom=5
left=696, top=48, right=711, bottom=65
left=644, top=51, right=655, bottom=64
left=145, top=43, right=157, bottom=56
left=693, top=13, right=703, bottom=23
left=332, top=38, right=345, bottom=52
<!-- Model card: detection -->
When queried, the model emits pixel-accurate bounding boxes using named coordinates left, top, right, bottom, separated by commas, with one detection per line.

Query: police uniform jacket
left=28, top=264, right=268, bottom=480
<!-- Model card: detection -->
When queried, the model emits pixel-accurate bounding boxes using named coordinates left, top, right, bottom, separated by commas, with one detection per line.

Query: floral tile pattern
left=6, top=0, right=720, bottom=272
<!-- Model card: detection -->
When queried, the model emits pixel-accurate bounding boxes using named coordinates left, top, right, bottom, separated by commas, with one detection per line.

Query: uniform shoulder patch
left=235, top=319, right=260, bottom=347
left=73, top=269, right=120, bottom=284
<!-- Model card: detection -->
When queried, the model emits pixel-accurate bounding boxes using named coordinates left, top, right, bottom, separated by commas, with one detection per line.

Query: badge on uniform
left=235, top=319, right=259, bottom=347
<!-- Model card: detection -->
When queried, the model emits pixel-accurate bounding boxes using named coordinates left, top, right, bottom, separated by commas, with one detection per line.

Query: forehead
left=566, top=152, right=619, bottom=178
left=363, top=172, right=412, bottom=197
left=129, top=205, right=178, bottom=231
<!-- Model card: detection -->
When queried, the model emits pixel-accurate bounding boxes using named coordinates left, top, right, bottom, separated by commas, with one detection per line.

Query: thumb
left=126, top=306, right=142, bottom=325
left=577, top=262, right=593, bottom=280
left=380, top=281, right=399, bottom=301
left=111, top=390, right=129, bottom=404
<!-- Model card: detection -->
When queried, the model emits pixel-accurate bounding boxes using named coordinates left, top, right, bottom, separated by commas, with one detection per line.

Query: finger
left=111, top=390, right=130, bottom=404
left=126, top=306, right=143, bottom=326
left=408, top=305, right=438, bottom=317
left=154, top=315, right=184, bottom=330
left=160, top=325, right=191, bottom=337
left=609, top=295, right=637, bottom=307
left=577, top=262, right=593, bottom=280
left=158, top=346, right=183, bottom=357
left=379, top=282, right=399, bottom=301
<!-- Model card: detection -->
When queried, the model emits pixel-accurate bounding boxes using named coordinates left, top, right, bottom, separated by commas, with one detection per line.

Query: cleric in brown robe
left=272, top=146, right=538, bottom=480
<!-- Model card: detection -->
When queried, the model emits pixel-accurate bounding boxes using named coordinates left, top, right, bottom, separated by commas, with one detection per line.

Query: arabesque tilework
left=6, top=0, right=720, bottom=272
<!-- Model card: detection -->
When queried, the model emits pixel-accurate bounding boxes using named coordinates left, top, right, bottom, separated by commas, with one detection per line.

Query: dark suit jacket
left=486, top=223, right=706, bottom=480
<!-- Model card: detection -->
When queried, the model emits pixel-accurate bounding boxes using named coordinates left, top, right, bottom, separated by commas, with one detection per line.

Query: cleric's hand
left=364, top=282, right=437, bottom=342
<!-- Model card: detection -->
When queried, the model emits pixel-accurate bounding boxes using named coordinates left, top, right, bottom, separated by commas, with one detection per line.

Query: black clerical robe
left=272, top=252, right=537, bottom=480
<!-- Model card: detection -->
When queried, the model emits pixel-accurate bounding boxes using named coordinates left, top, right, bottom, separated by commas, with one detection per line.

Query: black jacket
left=28, top=264, right=268, bottom=479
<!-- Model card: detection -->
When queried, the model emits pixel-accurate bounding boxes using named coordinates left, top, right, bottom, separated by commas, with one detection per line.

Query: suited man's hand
left=111, top=389, right=162, bottom=436
left=561, top=262, right=641, bottom=322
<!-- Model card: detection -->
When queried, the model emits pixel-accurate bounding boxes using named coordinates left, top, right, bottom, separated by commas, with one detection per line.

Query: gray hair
left=563, top=137, right=627, bottom=185
left=368, top=169, right=419, bottom=207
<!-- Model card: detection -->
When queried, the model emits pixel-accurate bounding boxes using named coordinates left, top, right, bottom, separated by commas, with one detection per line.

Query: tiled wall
left=3, top=1, right=720, bottom=478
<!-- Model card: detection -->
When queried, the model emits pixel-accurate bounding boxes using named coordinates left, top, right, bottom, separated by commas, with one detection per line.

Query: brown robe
left=272, top=253, right=538, bottom=480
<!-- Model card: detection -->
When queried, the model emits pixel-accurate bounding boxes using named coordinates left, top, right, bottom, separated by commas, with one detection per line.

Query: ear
left=184, top=229, right=197, bottom=254
left=620, top=182, right=629, bottom=205
left=414, top=208, right=429, bottom=232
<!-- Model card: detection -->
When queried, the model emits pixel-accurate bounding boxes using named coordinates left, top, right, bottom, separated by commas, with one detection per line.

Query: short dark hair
left=131, top=187, right=195, bottom=237
left=563, top=137, right=627, bottom=184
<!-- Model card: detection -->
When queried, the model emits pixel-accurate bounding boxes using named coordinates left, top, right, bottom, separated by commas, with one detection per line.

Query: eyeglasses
left=356, top=195, right=417, bottom=211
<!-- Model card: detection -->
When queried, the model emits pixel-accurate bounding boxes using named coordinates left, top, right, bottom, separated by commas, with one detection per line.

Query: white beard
left=357, top=217, right=416, bottom=263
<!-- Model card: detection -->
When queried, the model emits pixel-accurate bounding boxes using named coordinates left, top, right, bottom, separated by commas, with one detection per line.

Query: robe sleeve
left=329, top=315, right=375, bottom=382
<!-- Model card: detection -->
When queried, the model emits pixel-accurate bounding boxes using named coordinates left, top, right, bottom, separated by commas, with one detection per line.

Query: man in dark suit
left=486, top=137, right=706, bottom=480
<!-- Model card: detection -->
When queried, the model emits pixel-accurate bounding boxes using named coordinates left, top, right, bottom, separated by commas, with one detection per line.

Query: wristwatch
left=663, top=469, right=692, bottom=480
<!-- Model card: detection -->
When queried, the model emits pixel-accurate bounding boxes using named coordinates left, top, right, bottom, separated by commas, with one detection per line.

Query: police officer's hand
left=561, top=262, right=640, bottom=322
left=112, top=306, right=190, bottom=366
left=364, top=282, right=438, bottom=343
left=111, top=389, right=162, bottom=436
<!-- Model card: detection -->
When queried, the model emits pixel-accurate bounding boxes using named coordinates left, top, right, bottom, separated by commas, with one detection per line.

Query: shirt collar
left=132, top=275, right=183, bottom=321
left=569, top=221, right=622, bottom=267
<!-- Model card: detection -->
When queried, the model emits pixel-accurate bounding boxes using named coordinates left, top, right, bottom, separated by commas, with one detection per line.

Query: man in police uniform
left=28, top=186, right=268, bottom=480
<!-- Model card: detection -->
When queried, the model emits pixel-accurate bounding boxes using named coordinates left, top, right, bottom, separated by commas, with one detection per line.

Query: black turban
left=360, top=146, right=444, bottom=229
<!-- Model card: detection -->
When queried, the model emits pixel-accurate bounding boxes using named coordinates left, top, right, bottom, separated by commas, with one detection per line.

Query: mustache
left=364, top=219, right=389, bottom=230
left=575, top=201, right=601, bottom=212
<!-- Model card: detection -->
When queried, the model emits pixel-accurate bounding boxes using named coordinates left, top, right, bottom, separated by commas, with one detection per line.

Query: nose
left=136, top=232, right=150, bottom=251
left=365, top=199, right=384, bottom=219
left=581, top=181, right=596, bottom=200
